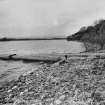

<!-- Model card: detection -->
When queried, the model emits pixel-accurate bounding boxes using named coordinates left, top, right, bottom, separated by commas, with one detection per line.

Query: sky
left=0, top=0, right=105, bottom=38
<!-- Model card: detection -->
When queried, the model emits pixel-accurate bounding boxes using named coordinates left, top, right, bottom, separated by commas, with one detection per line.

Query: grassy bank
left=1, top=51, right=105, bottom=105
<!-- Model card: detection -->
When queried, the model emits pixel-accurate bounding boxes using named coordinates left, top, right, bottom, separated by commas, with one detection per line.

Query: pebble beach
left=0, top=50, right=105, bottom=105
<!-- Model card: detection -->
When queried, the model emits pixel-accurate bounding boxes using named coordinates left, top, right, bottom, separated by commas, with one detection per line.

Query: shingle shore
left=1, top=52, right=105, bottom=105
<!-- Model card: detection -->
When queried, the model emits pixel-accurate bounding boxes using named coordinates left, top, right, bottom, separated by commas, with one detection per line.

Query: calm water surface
left=0, top=40, right=85, bottom=54
left=0, top=40, right=85, bottom=82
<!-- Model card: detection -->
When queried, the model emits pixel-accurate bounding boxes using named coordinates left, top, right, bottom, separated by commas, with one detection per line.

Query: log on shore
left=0, top=54, right=62, bottom=63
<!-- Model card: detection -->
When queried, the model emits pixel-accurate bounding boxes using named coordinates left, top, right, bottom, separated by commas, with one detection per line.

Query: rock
left=54, top=99, right=62, bottom=105
left=12, top=86, right=18, bottom=90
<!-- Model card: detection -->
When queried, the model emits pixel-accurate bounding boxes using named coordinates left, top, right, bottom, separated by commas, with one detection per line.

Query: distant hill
left=0, top=37, right=66, bottom=41
left=67, top=19, right=105, bottom=42
left=66, top=19, right=105, bottom=51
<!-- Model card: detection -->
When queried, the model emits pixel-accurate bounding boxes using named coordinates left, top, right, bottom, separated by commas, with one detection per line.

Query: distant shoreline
left=0, top=37, right=67, bottom=41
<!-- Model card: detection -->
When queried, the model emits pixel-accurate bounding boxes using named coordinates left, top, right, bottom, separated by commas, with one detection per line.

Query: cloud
left=0, top=0, right=105, bottom=37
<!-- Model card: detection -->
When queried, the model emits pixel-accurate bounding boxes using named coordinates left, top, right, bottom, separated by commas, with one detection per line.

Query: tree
left=79, top=26, right=87, bottom=32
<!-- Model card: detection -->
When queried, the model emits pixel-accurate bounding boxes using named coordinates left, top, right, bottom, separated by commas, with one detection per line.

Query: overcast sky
left=0, top=0, right=105, bottom=38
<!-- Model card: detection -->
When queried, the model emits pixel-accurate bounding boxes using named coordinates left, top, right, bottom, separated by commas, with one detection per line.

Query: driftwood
left=0, top=54, right=62, bottom=63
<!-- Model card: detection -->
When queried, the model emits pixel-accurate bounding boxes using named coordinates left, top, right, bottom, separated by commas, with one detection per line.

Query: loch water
left=0, top=40, right=84, bottom=54
left=0, top=40, right=85, bottom=82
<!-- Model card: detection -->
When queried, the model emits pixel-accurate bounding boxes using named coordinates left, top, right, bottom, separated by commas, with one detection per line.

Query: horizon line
left=0, top=37, right=67, bottom=41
